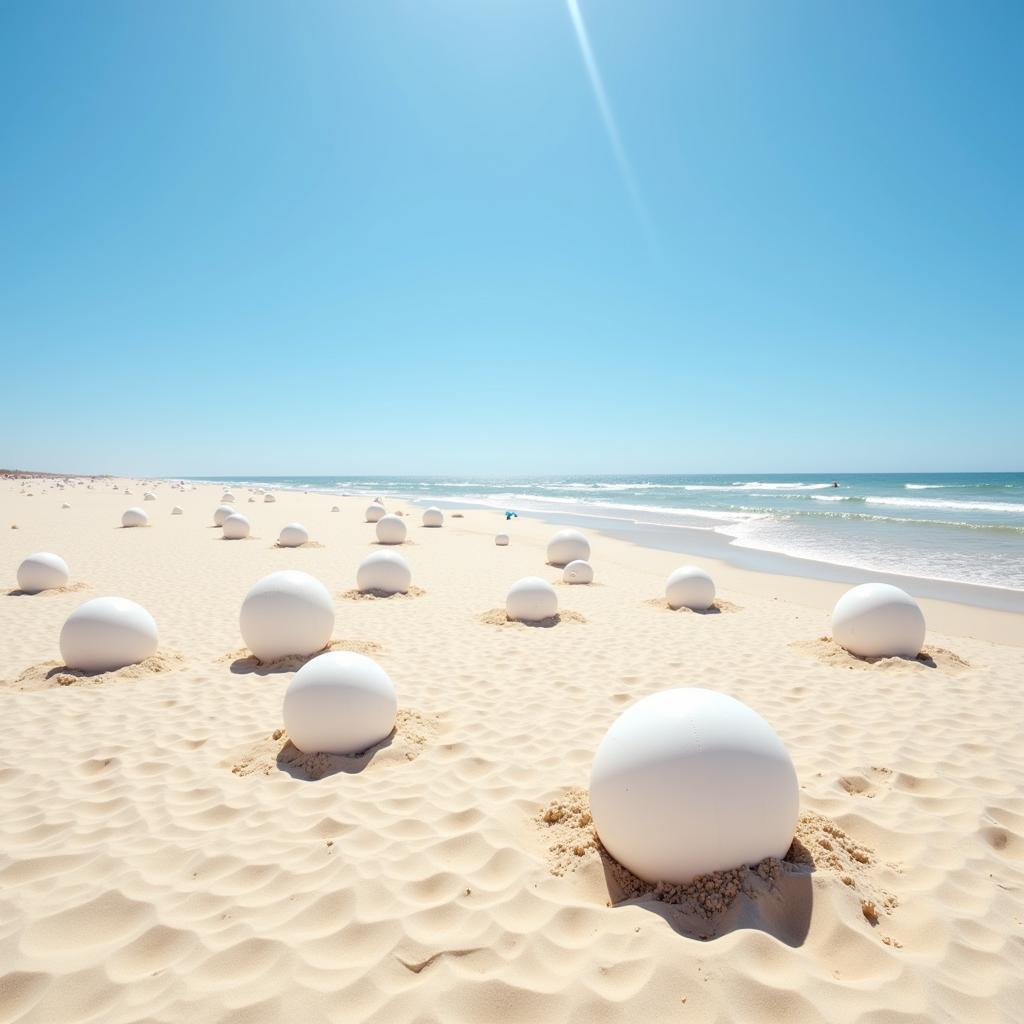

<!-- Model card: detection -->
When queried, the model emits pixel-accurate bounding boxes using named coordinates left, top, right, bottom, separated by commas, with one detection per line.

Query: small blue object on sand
left=505, top=510, right=518, bottom=521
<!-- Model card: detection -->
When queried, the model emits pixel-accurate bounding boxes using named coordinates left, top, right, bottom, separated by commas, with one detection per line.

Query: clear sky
left=1, top=0, right=1021, bottom=476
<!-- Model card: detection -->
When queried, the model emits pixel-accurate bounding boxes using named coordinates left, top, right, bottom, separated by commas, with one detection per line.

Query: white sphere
left=61, top=502, right=71, bottom=509
left=248, top=496, right=256, bottom=503
left=283, top=651, right=397, bottom=755
left=547, top=529, right=590, bottom=566
left=222, top=513, right=251, bottom=540
left=221, top=492, right=236, bottom=503
left=375, top=514, right=407, bottom=545
left=171, top=506, right=183, bottom=515
left=278, top=522, right=309, bottom=547
left=17, top=552, right=69, bottom=593
left=563, top=560, right=594, bottom=585
left=123, top=488, right=132, bottom=495
left=495, top=533, right=510, bottom=546
left=143, top=491, right=156, bottom=501
left=213, top=504, right=235, bottom=527
left=506, top=576, right=558, bottom=622
left=832, top=583, right=926, bottom=659
left=331, top=505, right=340, bottom=513
left=122, top=507, right=149, bottom=528
left=422, top=507, right=444, bottom=528
left=59, top=597, right=159, bottom=672
left=590, top=689, right=799, bottom=884
left=365, top=502, right=386, bottom=523
left=239, top=571, right=334, bottom=662
left=264, top=493, right=276, bottom=503
left=666, top=566, right=715, bottom=611
left=357, top=551, right=412, bottom=595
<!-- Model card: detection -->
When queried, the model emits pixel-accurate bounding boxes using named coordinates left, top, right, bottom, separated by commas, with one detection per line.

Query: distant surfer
left=831, top=481, right=839, bottom=488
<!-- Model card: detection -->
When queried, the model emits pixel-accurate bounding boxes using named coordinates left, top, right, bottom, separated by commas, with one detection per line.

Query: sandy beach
left=0, top=477, right=1020, bottom=1023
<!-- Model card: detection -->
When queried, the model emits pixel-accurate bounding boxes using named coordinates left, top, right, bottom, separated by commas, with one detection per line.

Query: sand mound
left=478, top=608, right=587, bottom=628
left=793, top=636, right=970, bottom=673
left=644, top=597, right=740, bottom=614
left=273, top=540, right=326, bottom=549
left=341, top=585, right=426, bottom=601
left=220, top=638, right=383, bottom=673
left=5, top=581, right=91, bottom=597
left=3, top=651, right=187, bottom=691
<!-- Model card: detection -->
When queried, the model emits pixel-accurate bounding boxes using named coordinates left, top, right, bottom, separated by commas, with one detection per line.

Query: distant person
left=505, top=510, right=518, bottom=521
left=831, top=481, right=839, bottom=488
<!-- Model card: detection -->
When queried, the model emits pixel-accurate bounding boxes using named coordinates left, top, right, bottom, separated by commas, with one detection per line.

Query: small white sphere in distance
left=143, top=491, right=156, bottom=501
left=17, top=552, right=69, bottom=593
left=666, top=566, right=715, bottom=611
left=283, top=651, right=397, bottom=755
left=223, top=513, right=251, bottom=539
left=495, top=533, right=510, bottom=546
left=506, top=576, right=558, bottom=622
left=248, top=496, right=256, bottom=503
left=221, top=492, right=236, bottom=503
left=278, top=522, right=309, bottom=547
left=214, top=504, right=235, bottom=527
left=122, top=507, right=149, bottom=528
left=264, top=493, right=276, bottom=503
left=375, top=514, right=407, bottom=545
left=60, top=597, right=159, bottom=672
left=239, top=571, right=334, bottom=662
left=171, top=506, right=183, bottom=515
left=357, top=551, right=412, bottom=595
left=61, top=502, right=71, bottom=509
left=590, top=688, right=799, bottom=884
left=422, top=507, right=444, bottom=528
left=832, top=583, right=926, bottom=659
left=365, top=502, right=386, bottom=523
left=547, top=529, right=590, bottom=566
left=563, top=560, right=594, bottom=585
left=331, top=505, right=340, bottom=513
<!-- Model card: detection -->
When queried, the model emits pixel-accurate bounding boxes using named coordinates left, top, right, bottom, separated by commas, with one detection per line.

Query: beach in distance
left=1, top=476, right=1022, bottom=1024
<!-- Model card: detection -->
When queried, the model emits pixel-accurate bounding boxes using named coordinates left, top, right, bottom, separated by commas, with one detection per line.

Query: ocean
left=203, top=473, right=1024, bottom=592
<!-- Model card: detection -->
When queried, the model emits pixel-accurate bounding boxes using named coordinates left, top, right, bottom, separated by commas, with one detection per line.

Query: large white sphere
left=666, top=566, right=715, bottom=610
left=121, top=507, right=149, bottom=528
left=506, top=576, right=558, bottom=622
left=59, top=597, right=159, bottom=672
left=375, top=514, right=407, bottom=545
left=495, top=533, right=510, bottom=546
left=221, top=492, right=236, bottom=503
left=590, top=688, right=799, bottom=884
left=223, top=513, right=251, bottom=539
left=143, top=491, right=156, bottom=501
left=365, top=502, right=386, bottom=523
left=547, top=529, right=590, bottom=566
left=17, top=552, right=69, bottom=593
left=213, top=504, right=235, bottom=527
left=171, top=506, right=183, bottom=515
left=278, top=522, right=309, bottom=547
left=563, top=560, right=594, bottom=585
left=283, top=651, right=397, bottom=755
left=422, top=507, right=444, bottom=528
left=832, top=583, right=926, bottom=659
left=263, top=493, right=276, bottom=503
left=239, top=571, right=334, bottom=662
left=356, top=551, right=412, bottom=595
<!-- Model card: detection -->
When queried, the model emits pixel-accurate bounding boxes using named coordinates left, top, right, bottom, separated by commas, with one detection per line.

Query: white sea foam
left=904, top=484, right=945, bottom=489
left=865, top=496, right=1024, bottom=514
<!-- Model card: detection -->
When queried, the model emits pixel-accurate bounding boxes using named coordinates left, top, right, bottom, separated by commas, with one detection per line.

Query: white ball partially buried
left=222, top=513, right=250, bottom=540
left=666, top=566, right=715, bottom=611
left=60, top=597, right=159, bottom=672
left=563, top=560, right=594, bottom=585
left=122, top=507, right=149, bottom=528
left=831, top=583, right=926, bottom=659
left=547, top=529, right=590, bottom=566
left=365, top=502, right=386, bottom=523
left=422, top=507, right=444, bottom=528
left=506, top=576, right=558, bottom=622
left=375, top=514, right=407, bottom=545
left=590, top=688, right=799, bottom=884
left=17, top=552, right=69, bottom=593
left=278, top=523, right=309, bottom=547
left=357, top=551, right=411, bottom=595
left=283, top=651, right=397, bottom=755
left=171, top=506, right=183, bottom=515
left=239, top=571, right=334, bottom=662
left=214, top=504, right=235, bottom=527
left=495, top=533, right=510, bottom=546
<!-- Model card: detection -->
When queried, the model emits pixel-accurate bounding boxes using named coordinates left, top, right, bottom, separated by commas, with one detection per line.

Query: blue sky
left=1, top=0, right=1021, bottom=475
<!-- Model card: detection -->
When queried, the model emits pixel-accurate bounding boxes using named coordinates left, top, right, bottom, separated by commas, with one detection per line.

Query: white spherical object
left=278, top=522, right=309, bottom=547
left=123, top=488, right=132, bottom=495
left=239, top=571, right=334, bottom=662
left=61, top=502, right=71, bottom=509
left=422, top=507, right=444, bottom=528
left=547, top=529, right=590, bottom=566
left=375, top=514, right=407, bottom=545
left=122, top=507, right=149, bottom=528
left=831, top=583, right=926, bottom=659
left=590, top=688, right=799, bottom=884
left=331, top=505, right=340, bottom=513
left=665, top=566, right=715, bottom=611
left=283, top=651, right=397, bottom=755
left=248, top=496, right=256, bottom=503
left=221, top=492, right=236, bottom=503
left=506, top=576, right=558, bottom=622
left=171, top=506, right=183, bottom=515
left=143, top=491, right=156, bottom=501
left=222, top=513, right=251, bottom=540
left=495, top=533, right=510, bottom=546
left=17, top=552, right=69, bottom=593
left=357, top=551, right=412, bottom=595
left=59, top=597, right=159, bottom=672
left=365, top=502, right=386, bottom=523
left=264, top=493, right=276, bottom=503
left=563, top=560, right=594, bottom=585
left=213, top=504, right=235, bottom=527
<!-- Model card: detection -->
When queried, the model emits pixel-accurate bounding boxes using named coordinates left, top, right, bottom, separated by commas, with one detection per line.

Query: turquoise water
left=205, top=473, right=1024, bottom=591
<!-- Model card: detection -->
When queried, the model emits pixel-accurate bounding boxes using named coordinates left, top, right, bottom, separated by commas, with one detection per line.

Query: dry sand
left=1, top=477, right=1022, bottom=1023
